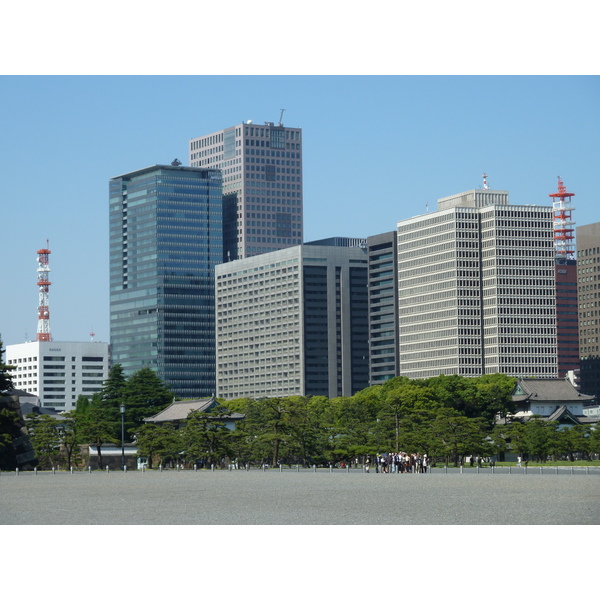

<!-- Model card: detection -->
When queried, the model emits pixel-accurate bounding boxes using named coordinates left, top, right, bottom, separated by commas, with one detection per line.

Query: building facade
left=577, top=222, right=600, bottom=398
left=109, top=164, right=223, bottom=398
left=555, top=260, right=580, bottom=378
left=215, top=241, right=369, bottom=400
left=367, top=231, right=399, bottom=385
left=6, top=341, right=109, bottom=411
left=396, top=189, right=557, bottom=379
left=189, top=120, right=303, bottom=262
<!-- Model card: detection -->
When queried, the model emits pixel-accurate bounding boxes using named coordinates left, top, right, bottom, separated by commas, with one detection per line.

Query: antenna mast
left=278, top=108, right=285, bottom=126
left=549, top=176, right=576, bottom=263
left=36, top=241, right=52, bottom=341
left=482, top=173, right=489, bottom=190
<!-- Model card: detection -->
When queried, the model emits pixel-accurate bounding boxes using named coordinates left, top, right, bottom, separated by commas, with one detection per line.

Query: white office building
left=397, top=189, right=558, bottom=379
left=215, top=241, right=369, bottom=400
left=6, top=341, right=109, bottom=411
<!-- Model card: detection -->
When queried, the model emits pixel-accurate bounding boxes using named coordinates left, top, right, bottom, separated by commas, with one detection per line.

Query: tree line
left=2, top=345, right=599, bottom=470
left=30, top=368, right=600, bottom=469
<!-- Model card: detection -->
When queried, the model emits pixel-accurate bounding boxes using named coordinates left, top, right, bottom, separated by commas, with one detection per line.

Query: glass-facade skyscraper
left=109, top=164, right=223, bottom=398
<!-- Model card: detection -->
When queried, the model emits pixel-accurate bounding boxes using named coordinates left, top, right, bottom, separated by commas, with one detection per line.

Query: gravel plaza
left=2, top=467, right=599, bottom=525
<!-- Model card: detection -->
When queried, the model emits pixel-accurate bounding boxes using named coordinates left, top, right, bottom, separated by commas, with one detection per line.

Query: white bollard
left=16, top=468, right=19, bottom=476
left=70, top=466, right=74, bottom=474
left=124, top=465, right=127, bottom=473
left=52, top=467, right=56, bottom=475
left=89, top=466, right=92, bottom=474
left=34, top=467, right=37, bottom=475
left=106, top=465, right=109, bottom=473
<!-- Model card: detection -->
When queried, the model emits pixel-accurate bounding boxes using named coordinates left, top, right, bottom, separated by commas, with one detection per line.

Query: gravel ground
left=2, top=468, right=599, bottom=525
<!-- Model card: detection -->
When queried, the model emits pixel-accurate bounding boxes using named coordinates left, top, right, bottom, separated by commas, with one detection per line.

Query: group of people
left=365, top=452, right=429, bottom=474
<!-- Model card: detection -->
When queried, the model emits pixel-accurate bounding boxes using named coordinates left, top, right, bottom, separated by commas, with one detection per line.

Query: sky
left=1, top=75, right=598, bottom=347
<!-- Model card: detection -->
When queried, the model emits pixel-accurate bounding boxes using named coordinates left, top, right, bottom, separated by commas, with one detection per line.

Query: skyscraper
left=189, top=119, right=303, bottom=262
left=577, top=221, right=600, bottom=398
left=396, top=188, right=557, bottom=379
left=367, top=231, right=399, bottom=385
left=109, top=164, right=223, bottom=398
left=214, top=240, right=369, bottom=400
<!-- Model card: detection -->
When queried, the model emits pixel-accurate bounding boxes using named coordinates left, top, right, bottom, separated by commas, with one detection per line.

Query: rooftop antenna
left=482, top=173, right=489, bottom=190
left=278, top=108, right=285, bottom=126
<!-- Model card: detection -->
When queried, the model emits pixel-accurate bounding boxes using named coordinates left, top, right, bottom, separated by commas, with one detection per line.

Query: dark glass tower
left=109, top=164, right=223, bottom=398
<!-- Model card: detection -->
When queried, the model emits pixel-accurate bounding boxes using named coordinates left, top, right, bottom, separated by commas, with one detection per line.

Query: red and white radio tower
left=549, top=177, right=575, bottom=262
left=36, top=242, right=52, bottom=342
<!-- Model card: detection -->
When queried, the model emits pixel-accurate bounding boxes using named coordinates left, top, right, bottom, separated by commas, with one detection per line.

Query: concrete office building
left=109, top=164, right=223, bottom=398
left=6, top=340, right=109, bottom=411
left=396, top=188, right=557, bottom=380
left=215, top=240, right=369, bottom=400
left=577, top=222, right=600, bottom=398
left=367, top=231, right=399, bottom=384
left=189, top=120, right=303, bottom=262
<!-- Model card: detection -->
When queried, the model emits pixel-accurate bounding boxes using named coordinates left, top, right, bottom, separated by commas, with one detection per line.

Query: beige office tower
left=215, top=240, right=369, bottom=400
left=396, top=189, right=558, bottom=379
left=189, top=120, right=303, bottom=262
left=576, top=221, right=600, bottom=398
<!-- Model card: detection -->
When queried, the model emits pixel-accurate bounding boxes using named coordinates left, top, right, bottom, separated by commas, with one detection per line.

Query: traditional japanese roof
left=547, top=405, right=581, bottom=425
left=144, top=397, right=244, bottom=424
left=512, top=378, right=596, bottom=404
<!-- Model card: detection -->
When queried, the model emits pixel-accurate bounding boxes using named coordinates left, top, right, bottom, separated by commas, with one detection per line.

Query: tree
left=0, top=339, right=15, bottom=395
left=25, top=413, right=61, bottom=469
left=430, top=407, right=489, bottom=466
left=474, top=374, right=517, bottom=425
left=135, top=422, right=181, bottom=469
left=121, top=368, right=175, bottom=439
left=0, top=338, right=17, bottom=450
left=181, top=408, right=231, bottom=467
left=98, top=363, right=128, bottom=438
left=77, top=393, right=119, bottom=469
left=56, top=412, right=81, bottom=470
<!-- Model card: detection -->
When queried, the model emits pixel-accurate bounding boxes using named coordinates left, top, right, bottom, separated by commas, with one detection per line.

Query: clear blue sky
left=1, top=75, right=598, bottom=347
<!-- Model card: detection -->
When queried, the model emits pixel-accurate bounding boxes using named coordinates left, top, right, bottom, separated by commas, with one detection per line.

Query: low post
left=194, top=464, right=197, bottom=472
left=571, top=466, right=574, bottom=475
left=297, top=464, right=300, bottom=472
left=460, top=466, right=463, bottom=474
left=329, top=465, right=333, bottom=474
left=346, top=465, right=349, bottom=474
left=555, top=466, right=558, bottom=475
left=509, top=466, right=511, bottom=474
left=279, top=464, right=282, bottom=473
left=34, top=467, right=37, bottom=475
left=70, top=466, right=74, bottom=474
left=476, top=465, right=480, bottom=474
left=212, top=464, right=215, bottom=472
left=88, top=466, right=92, bottom=474
left=15, top=468, right=19, bottom=476
left=124, top=465, right=127, bottom=473
left=313, top=465, right=316, bottom=473
left=159, top=464, right=162, bottom=472
left=246, top=463, right=249, bottom=472
left=444, top=465, right=447, bottom=473
left=52, top=467, right=56, bottom=475
left=540, top=467, right=543, bottom=475
left=586, top=467, right=589, bottom=475
left=106, top=465, right=109, bottom=473
left=524, top=466, right=527, bottom=475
